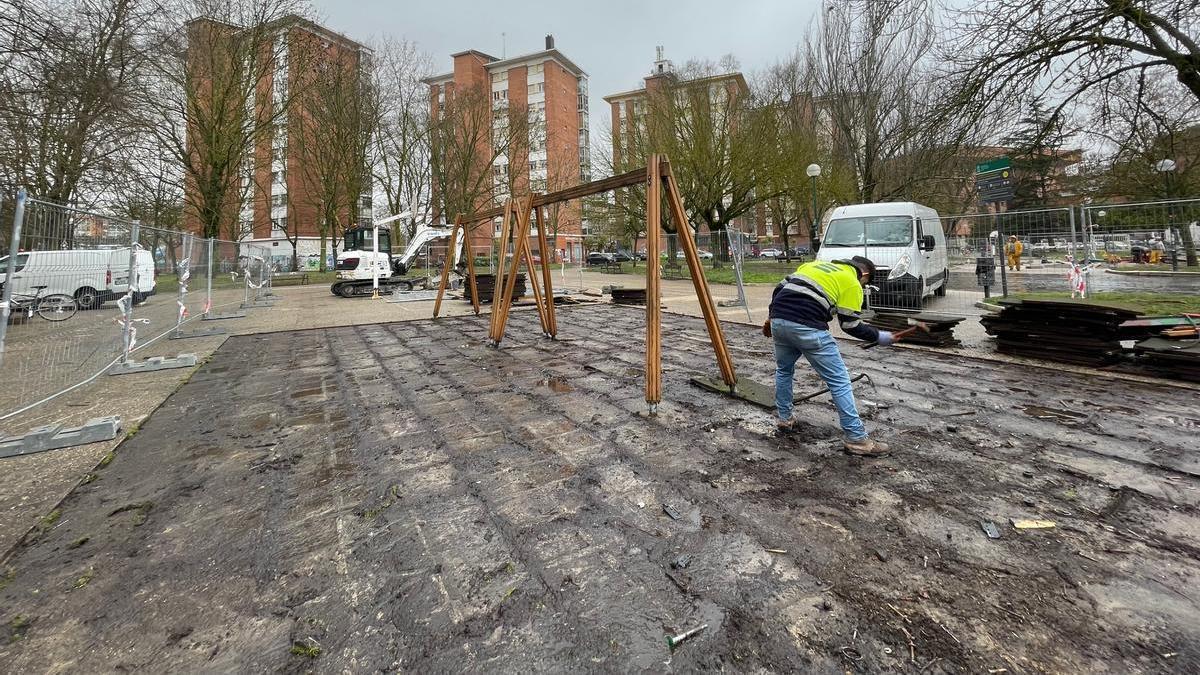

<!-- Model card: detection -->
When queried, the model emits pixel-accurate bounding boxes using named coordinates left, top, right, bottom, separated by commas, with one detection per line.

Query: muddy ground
left=0, top=304, right=1197, bottom=673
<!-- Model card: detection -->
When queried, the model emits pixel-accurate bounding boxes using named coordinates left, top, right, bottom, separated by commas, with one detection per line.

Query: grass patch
left=290, top=641, right=322, bottom=658
left=80, top=473, right=97, bottom=486
left=68, top=536, right=89, bottom=550
left=598, top=258, right=807, bottom=285
left=97, top=449, right=116, bottom=469
left=107, top=501, right=153, bottom=526
left=8, top=615, right=30, bottom=641
left=0, top=567, right=14, bottom=592
left=1013, top=291, right=1200, bottom=316
left=32, top=509, right=61, bottom=538
left=361, top=485, right=401, bottom=520
left=72, top=567, right=94, bottom=589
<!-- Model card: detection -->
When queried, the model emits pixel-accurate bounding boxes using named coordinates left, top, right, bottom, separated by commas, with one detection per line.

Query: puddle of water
left=539, top=377, right=573, bottom=393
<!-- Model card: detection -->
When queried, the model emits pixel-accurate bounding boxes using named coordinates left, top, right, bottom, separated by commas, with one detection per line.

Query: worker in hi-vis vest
left=1006, top=235, right=1024, bottom=271
left=764, top=256, right=894, bottom=457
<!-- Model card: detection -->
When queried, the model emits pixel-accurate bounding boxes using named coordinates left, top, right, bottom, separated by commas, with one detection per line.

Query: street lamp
left=1154, top=159, right=1179, bottom=270
left=806, top=163, right=821, bottom=253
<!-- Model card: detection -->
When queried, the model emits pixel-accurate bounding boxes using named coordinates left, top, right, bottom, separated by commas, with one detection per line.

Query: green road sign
left=975, top=157, right=1011, bottom=174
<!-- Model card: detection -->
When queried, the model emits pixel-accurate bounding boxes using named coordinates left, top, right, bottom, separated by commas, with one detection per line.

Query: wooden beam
left=664, top=165, right=738, bottom=389
left=432, top=214, right=463, bottom=319
left=464, top=165, right=660, bottom=223
left=464, top=218, right=484, bottom=315
left=645, top=154, right=662, bottom=410
left=492, top=195, right=536, bottom=347
left=489, top=200, right=515, bottom=344
left=533, top=205, right=557, bottom=337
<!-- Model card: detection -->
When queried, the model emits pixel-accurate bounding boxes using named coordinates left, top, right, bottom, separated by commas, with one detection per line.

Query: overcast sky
left=310, top=0, right=825, bottom=143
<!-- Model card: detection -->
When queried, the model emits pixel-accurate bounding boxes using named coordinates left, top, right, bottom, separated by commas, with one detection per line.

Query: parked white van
left=815, top=202, right=948, bottom=308
left=0, top=248, right=156, bottom=309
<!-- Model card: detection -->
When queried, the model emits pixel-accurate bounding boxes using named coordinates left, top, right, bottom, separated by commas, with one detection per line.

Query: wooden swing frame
left=433, top=154, right=737, bottom=410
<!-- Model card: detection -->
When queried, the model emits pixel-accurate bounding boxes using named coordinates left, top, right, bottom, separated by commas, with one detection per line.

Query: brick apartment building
left=603, top=48, right=754, bottom=244
left=184, top=15, right=370, bottom=268
left=423, top=36, right=592, bottom=261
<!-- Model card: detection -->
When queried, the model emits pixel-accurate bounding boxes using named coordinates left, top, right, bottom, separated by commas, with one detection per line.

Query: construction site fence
left=0, top=189, right=273, bottom=454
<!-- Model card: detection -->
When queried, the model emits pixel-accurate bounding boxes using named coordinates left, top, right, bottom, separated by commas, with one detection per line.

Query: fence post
left=174, top=233, right=193, bottom=336
left=243, top=249, right=250, bottom=308
left=120, top=220, right=141, bottom=363
left=1068, top=206, right=1078, bottom=263
left=992, top=213, right=1008, bottom=298
left=205, top=237, right=214, bottom=317
left=0, top=188, right=25, bottom=369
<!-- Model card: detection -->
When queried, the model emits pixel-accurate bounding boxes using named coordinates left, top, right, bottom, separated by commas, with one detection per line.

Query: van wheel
left=934, top=269, right=948, bottom=297
left=74, top=287, right=100, bottom=310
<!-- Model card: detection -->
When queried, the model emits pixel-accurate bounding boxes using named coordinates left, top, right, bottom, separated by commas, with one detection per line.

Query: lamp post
left=1154, top=159, right=1178, bottom=270
left=806, top=163, right=821, bottom=254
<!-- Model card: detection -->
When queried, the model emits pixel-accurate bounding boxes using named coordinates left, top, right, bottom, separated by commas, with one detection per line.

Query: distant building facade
left=184, top=15, right=371, bottom=268
left=424, top=36, right=591, bottom=261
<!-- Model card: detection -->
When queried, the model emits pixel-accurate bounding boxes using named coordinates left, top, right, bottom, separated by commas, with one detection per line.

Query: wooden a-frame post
left=435, top=157, right=737, bottom=414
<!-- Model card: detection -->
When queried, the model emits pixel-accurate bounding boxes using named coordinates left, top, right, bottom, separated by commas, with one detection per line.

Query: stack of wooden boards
left=464, top=273, right=526, bottom=303
left=980, top=299, right=1138, bottom=366
left=866, top=311, right=964, bottom=347
left=1123, top=314, right=1200, bottom=381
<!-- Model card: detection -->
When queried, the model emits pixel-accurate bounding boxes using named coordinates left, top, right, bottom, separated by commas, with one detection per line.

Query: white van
left=0, top=248, right=156, bottom=309
left=815, top=202, right=948, bottom=308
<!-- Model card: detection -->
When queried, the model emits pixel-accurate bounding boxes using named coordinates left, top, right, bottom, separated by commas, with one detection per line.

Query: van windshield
left=0, top=254, right=29, bottom=272
left=823, top=216, right=914, bottom=247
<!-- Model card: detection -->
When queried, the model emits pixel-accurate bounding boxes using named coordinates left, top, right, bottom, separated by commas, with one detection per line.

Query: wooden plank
left=493, top=196, right=535, bottom=346
left=645, top=154, right=662, bottom=408
left=432, top=214, right=463, bottom=319
left=533, top=205, right=558, bottom=337
left=489, top=200, right=515, bottom=343
left=463, top=165, right=658, bottom=222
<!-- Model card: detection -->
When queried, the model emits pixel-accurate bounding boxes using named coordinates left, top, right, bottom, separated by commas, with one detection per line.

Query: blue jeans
left=772, top=318, right=867, bottom=441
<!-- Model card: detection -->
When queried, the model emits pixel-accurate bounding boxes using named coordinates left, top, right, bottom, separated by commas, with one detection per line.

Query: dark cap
left=849, top=255, right=876, bottom=278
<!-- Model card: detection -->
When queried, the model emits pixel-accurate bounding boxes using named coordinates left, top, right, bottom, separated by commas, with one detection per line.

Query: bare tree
left=429, top=83, right=528, bottom=225
left=290, top=29, right=376, bottom=271
left=809, top=0, right=983, bottom=206
left=946, top=0, right=1200, bottom=129
left=142, top=0, right=309, bottom=241
left=604, top=58, right=783, bottom=266
left=372, top=37, right=432, bottom=242
left=0, top=0, right=151, bottom=210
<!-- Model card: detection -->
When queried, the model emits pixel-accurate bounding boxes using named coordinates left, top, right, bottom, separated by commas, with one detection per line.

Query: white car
left=759, top=248, right=783, bottom=259
left=0, top=248, right=156, bottom=309
left=672, top=250, right=714, bottom=260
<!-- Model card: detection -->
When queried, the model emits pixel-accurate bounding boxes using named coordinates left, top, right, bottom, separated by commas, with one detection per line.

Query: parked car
left=0, top=248, right=156, bottom=310
left=587, top=252, right=616, bottom=266
left=759, top=247, right=783, bottom=259
left=611, top=251, right=634, bottom=263
left=672, top=249, right=714, bottom=260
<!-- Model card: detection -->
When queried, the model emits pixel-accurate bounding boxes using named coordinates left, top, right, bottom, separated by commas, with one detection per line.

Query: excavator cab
left=343, top=224, right=392, bottom=256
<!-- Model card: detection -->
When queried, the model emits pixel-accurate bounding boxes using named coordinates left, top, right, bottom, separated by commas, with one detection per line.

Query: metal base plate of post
left=202, top=311, right=246, bottom=321
left=109, top=354, right=198, bottom=375
left=0, top=416, right=121, bottom=459
left=169, top=325, right=229, bottom=340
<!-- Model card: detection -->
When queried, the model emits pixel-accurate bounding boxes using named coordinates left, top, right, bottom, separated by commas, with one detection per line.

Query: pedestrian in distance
left=1006, top=235, right=1024, bottom=271
left=763, top=256, right=895, bottom=457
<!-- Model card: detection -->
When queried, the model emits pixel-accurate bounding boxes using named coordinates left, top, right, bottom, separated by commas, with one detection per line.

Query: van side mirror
left=920, top=234, right=936, bottom=251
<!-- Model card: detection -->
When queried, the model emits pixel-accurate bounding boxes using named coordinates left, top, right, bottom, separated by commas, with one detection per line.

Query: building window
left=271, top=217, right=287, bottom=232
left=529, top=82, right=543, bottom=94
left=272, top=170, right=286, bottom=184
left=492, top=70, right=507, bottom=83
left=528, top=159, right=546, bottom=173
left=492, top=89, right=507, bottom=102
left=529, top=63, right=543, bottom=75
left=271, top=194, right=287, bottom=208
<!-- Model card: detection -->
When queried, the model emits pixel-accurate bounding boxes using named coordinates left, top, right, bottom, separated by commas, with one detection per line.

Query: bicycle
left=9, top=285, right=78, bottom=322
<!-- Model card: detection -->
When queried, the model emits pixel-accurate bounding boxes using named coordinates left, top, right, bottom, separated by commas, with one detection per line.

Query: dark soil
left=0, top=304, right=1197, bottom=673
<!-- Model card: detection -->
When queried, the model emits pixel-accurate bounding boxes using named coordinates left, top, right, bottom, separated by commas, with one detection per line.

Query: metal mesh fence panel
left=0, top=196, right=136, bottom=424
left=1082, top=198, right=1200, bottom=270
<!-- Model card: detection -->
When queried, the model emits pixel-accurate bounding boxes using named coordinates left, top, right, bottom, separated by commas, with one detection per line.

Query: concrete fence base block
left=201, top=311, right=246, bottom=321
left=109, top=354, right=198, bottom=375
left=169, top=326, right=229, bottom=340
left=717, top=298, right=745, bottom=307
left=0, top=416, right=121, bottom=459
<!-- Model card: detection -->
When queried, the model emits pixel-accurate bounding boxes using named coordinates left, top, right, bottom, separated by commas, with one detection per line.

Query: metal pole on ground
left=0, top=189, right=25, bottom=368
left=372, top=224, right=380, bottom=299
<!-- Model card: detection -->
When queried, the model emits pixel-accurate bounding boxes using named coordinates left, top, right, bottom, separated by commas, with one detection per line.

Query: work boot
left=776, top=419, right=801, bottom=435
left=843, top=437, right=890, bottom=457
